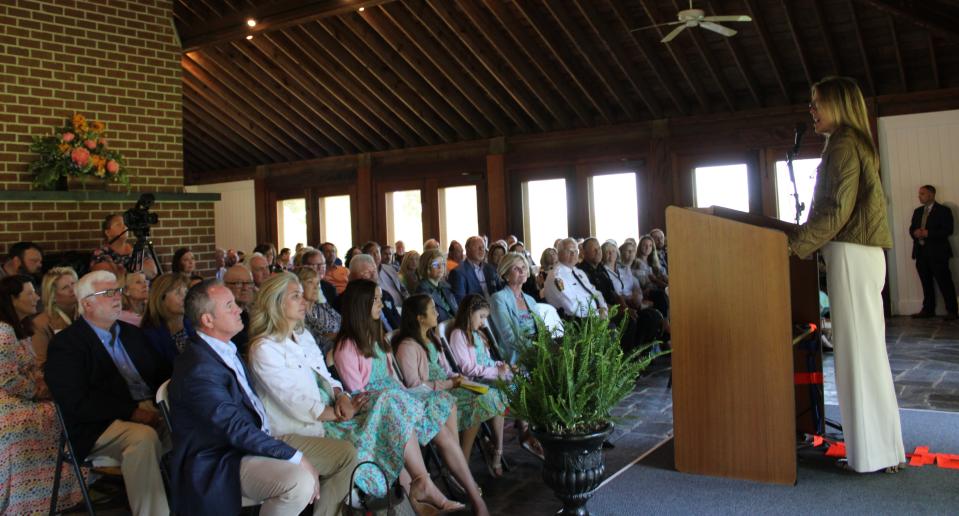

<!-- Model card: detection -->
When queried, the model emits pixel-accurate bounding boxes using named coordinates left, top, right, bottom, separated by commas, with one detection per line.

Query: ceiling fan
left=631, top=1, right=752, bottom=43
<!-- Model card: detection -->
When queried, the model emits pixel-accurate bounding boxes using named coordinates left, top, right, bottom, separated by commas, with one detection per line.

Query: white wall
left=185, top=180, right=257, bottom=254
left=879, top=109, right=959, bottom=315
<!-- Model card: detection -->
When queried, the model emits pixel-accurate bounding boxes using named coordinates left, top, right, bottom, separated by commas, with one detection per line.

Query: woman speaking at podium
left=788, top=76, right=905, bottom=473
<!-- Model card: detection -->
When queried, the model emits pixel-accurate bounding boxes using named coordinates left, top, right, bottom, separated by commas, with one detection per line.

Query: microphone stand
left=786, top=147, right=805, bottom=225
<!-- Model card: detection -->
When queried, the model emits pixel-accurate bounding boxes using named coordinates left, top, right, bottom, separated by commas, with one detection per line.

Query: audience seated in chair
left=28, top=267, right=78, bottom=366
left=44, top=270, right=170, bottom=516
left=415, top=249, right=459, bottom=323
left=634, top=235, right=670, bottom=319
left=170, top=247, right=196, bottom=275
left=333, top=280, right=487, bottom=515
left=544, top=238, right=608, bottom=320
left=141, top=272, right=195, bottom=370
left=349, top=254, right=402, bottom=332
left=168, top=278, right=357, bottom=516
left=223, top=264, right=255, bottom=353
left=399, top=251, right=421, bottom=295
left=0, top=241, right=43, bottom=280
left=1, top=275, right=85, bottom=514
left=321, top=243, right=350, bottom=294
left=447, top=240, right=464, bottom=272
left=363, top=241, right=409, bottom=304
left=119, top=271, right=149, bottom=327
left=247, top=274, right=461, bottom=510
left=489, top=252, right=541, bottom=362
left=295, top=266, right=341, bottom=355
left=300, top=249, right=339, bottom=308
left=448, top=236, right=504, bottom=303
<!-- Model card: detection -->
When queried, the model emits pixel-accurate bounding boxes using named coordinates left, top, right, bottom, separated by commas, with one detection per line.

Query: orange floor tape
left=811, top=437, right=959, bottom=470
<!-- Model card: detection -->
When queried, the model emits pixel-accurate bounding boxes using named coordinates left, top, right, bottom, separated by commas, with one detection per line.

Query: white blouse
left=247, top=330, right=344, bottom=438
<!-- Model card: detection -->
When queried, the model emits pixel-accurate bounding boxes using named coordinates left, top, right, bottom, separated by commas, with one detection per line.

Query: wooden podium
left=666, top=206, right=821, bottom=486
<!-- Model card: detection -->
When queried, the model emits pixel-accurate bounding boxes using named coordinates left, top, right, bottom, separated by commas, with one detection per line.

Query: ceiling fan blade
left=702, top=15, right=752, bottom=23
left=661, top=24, right=687, bottom=43
left=630, top=20, right=684, bottom=32
left=700, top=21, right=737, bottom=37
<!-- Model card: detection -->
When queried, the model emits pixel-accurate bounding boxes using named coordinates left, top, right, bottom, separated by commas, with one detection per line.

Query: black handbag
left=342, top=461, right=415, bottom=516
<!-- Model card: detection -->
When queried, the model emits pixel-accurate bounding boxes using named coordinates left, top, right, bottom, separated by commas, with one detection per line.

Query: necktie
left=920, top=205, right=931, bottom=245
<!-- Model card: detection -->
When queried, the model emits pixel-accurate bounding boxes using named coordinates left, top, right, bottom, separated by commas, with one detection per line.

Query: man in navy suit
left=910, top=185, right=958, bottom=320
left=168, top=279, right=357, bottom=515
left=45, top=270, right=170, bottom=516
left=448, top=236, right=504, bottom=303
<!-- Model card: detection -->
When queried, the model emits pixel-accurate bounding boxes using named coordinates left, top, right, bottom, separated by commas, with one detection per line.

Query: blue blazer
left=142, top=317, right=196, bottom=370
left=448, top=261, right=504, bottom=303
left=489, top=288, right=539, bottom=362
left=168, top=334, right=298, bottom=515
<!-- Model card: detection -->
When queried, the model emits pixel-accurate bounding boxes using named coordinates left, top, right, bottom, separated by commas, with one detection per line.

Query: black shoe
left=602, top=440, right=615, bottom=449
left=944, top=314, right=959, bottom=321
left=911, top=312, right=935, bottom=319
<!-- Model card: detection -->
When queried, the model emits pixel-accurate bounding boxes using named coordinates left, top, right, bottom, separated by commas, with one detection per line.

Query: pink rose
left=84, top=139, right=97, bottom=150
left=62, top=132, right=75, bottom=142
left=71, top=148, right=90, bottom=166
left=106, top=160, right=120, bottom=174
left=98, top=138, right=107, bottom=147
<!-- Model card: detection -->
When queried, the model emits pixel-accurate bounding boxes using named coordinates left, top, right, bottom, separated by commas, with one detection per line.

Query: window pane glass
left=775, top=158, right=821, bottom=224
left=694, top=164, right=750, bottom=212
left=319, top=195, right=352, bottom=254
left=387, top=190, right=424, bottom=253
left=276, top=198, right=307, bottom=252
left=438, top=185, right=478, bottom=249
left=590, top=172, right=639, bottom=245
left=523, top=178, right=568, bottom=263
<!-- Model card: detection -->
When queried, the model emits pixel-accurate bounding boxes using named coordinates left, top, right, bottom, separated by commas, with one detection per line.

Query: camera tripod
left=128, top=230, right=163, bottom=276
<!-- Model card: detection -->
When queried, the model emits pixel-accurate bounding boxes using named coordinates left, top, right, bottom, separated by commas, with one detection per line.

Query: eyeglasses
left=83, top=287, right=124, bottom=300
left=225, top=281, right=255, bottom=288
left=430, top=261, right=443, bottom=269
left=808, top=102, right=820, bottom=112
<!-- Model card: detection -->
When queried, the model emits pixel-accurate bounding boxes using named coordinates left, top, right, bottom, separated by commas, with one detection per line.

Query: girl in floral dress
left=1, top=275, right=83, bottom=514
left=246, top=273, right=458, bottom=510
left=395, top=294, right=508, bottom=476
left=334, top=279, right=489, bottom=516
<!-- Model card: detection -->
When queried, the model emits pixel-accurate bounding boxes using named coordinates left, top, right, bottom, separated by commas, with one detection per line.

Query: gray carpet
left=590, top=406, right=959, bottom=515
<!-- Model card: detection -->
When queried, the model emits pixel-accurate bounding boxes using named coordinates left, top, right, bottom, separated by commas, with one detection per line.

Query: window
left=694, top=164, right=750, bottom=212
left=318, top=195, right=352, bottom=254
left=522, top=178, right=569, bottom=263
left=438, top=185, right=478, bottom=249
left=276, top=198, right=307, bottom=252
left=589, top=172, right=639, bottom=245
left=775, top=158, right=821, bottom=224
left=386, top=189, right=424, bottom=253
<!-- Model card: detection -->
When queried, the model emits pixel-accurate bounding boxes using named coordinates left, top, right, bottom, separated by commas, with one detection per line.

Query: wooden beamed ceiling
left=175, top=0, right=959, bottom=176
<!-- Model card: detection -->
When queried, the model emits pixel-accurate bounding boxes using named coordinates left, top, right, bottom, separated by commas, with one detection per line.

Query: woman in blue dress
left=334, top=279, right=489, bottom=516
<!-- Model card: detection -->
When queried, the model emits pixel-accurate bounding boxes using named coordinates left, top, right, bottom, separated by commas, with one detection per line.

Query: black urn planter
left=532, top=424, right=613, bottom=516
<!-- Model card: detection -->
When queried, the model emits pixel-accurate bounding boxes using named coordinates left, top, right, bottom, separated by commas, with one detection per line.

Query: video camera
left=123, top=193, right=159, bottom=239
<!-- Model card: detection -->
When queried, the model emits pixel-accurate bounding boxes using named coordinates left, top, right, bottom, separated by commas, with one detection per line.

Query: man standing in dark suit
left=910, top=185, right=958, bottom=320
left=448, top=236, right=504, bottom=303
left=169, top=279, right=357, bottom=515
left=45, top=270, right=170, bottom=516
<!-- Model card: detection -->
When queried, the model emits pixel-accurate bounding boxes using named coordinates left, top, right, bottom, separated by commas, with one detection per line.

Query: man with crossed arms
left=544, top=238, right=608, bottom=320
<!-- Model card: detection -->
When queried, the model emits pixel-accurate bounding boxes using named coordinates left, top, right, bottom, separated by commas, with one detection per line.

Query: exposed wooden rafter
left=665, top=0, right=734, bottom=112
left=704, top=0, right=762, bottom=108
left=847, top=0, right=876, bottom=96
left=744, top=0, right=791, bottom=103
left=887, top=16, right=908, bottom=92
left=179, top=0, right=395, bottom=52
left=637, top=0, right=710, bottom=112
left=810, top=0, right=840, bottom=76
left=854, top=0, right=959, bottom=43
left=780, top=0, right=813, bottom=87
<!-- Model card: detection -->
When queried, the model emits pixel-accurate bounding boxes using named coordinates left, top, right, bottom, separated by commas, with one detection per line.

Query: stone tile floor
left=70, top=317, right=957, bottom=515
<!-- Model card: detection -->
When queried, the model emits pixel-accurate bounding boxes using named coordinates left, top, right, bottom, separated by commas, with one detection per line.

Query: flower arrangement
left=29, top=113, right=130, bottom=190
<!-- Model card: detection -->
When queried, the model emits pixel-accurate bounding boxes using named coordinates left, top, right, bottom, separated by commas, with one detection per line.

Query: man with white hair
left=45, top=270, right=170, bottom=516
left=544, top=238, right=608, bottom=319
left=362, top=241, right=408, bottom=304
left=348, top=254, right=402, bottom=331
left=249, top=252, right=271, bottom=288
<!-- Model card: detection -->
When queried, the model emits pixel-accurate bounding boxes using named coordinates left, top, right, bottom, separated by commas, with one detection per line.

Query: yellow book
left=458, top=379, right=489, bottom=395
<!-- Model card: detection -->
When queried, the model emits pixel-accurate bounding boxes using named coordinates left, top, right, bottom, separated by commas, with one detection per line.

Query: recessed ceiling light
left=358, top=7, right=365, bottom=12
left=246, top=18, right=257, bottom=27
left=246, top=35, right=254, bottom=40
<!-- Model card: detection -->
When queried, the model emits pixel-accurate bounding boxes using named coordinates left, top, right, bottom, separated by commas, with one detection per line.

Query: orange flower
left=91, top=121, right=105, bottom=133
left=78, top=122, right=89, bottom=133
left=58, top=143, right=71, bottom=155
left=72, top=113, right=86, bottom=128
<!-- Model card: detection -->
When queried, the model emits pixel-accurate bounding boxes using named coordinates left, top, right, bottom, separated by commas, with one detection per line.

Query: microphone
left=792, top=122, right=807, bottom=157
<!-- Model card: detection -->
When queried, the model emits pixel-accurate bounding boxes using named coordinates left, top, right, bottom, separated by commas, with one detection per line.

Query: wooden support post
left=486, top=146, right=508, bottom=240
left=356, top=154, right=374, bottom=246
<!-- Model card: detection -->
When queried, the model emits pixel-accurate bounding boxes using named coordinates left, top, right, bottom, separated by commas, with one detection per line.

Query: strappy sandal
left=490, top=448, right=504, bottom=478
left=409, top=474, right=467, bottom=516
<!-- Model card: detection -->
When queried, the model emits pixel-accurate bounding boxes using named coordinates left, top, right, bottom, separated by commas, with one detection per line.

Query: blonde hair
left=417, top=249, right=445, bottom=281
left=41, top=267, right=78, bottom=316
left=399, top=250, right=421, bottom=291
left=497, top=252, right=529, bottom=279
left=811, top=76, right=878, bottom=164
left=121, top=271, right=147, bottom=312
left=142, top=273, right=190, bottom=330
left=248, top=272, right=303, bottom=343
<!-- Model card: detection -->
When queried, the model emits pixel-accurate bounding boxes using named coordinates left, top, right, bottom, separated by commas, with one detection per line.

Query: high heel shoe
left=409, top=474, right=467, bottom=515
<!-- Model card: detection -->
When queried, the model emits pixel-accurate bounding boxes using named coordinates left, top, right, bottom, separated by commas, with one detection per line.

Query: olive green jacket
left=789, top=126, right=892, bottom=259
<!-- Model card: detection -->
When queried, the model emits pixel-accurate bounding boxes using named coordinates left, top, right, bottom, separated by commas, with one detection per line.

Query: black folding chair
left=50, top=401, right=97, bottom=515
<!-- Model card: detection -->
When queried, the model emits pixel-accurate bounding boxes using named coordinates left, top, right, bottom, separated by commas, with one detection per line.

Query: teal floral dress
left=426, top=340, right=507, bottom=430
left=316, top=373, right=420, bottom=498
left=366, top=346, right=455, bottom=447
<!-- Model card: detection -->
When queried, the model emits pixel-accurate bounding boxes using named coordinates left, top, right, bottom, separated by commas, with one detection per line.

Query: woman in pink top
left=333, top=280, right=487, bottom=516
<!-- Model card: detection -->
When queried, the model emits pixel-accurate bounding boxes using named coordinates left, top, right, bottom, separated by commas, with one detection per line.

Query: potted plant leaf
left=503, top=308, right=662, bottom=516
